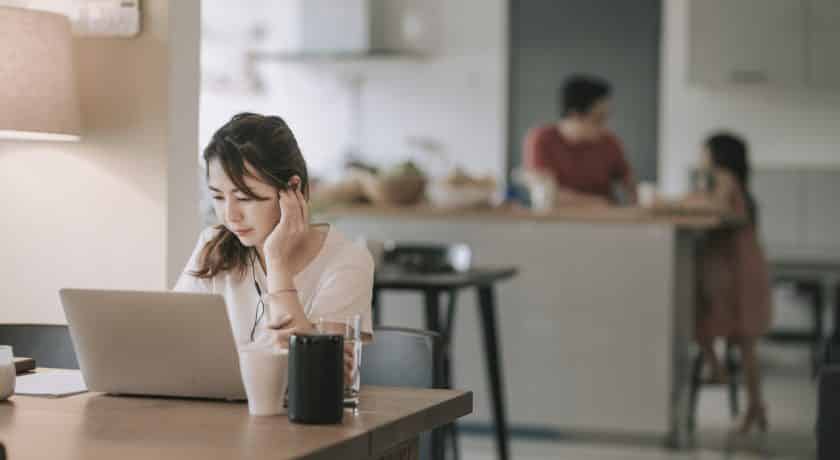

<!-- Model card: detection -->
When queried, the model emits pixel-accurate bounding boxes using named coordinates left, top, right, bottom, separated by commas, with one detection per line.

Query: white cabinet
left=688, top=0, right=839, bottom=89
left=807, top=0, right=840, bottom=89
left=753, top=168, right=840, bottom=257
left=689, top=0, right=806, bottom=86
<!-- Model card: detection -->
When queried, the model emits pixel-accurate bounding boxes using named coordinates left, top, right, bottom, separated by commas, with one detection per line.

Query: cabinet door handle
left=730, top=69, right=768, bottom=84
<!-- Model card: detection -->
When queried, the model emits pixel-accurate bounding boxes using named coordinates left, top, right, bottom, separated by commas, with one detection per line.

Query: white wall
left=200, top=0, right=507, bottom=182
left=360, top=1, right=507, bottom=179
left=167, top=0, right=202, bottom=288
left=658, top=0, right=840, bottom=195
left=0, top=0, right=201, bottom=324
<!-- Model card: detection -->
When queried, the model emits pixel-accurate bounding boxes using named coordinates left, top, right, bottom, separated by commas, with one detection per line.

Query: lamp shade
left=0, top=7, right=81, bottom=141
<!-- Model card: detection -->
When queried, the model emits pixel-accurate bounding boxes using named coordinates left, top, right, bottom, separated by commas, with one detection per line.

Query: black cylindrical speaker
left=287, top=333, right=344, bottom=424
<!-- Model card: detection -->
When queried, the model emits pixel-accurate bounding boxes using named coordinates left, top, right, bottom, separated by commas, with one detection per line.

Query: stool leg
left=424, top=289, right=446, bottom=460
left=688, top=352, right=703, bottom=432
left=444, top=289, right=460, bottom=460
left=477, top=286, right=510, bottom=460
left=815, top=285, right=826, bottom=377
left=725, top=343, right=739, bottom=418
left=833, top=283, right=840, bottom=344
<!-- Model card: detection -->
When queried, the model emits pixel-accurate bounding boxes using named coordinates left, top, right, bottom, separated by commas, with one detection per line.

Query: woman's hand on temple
left=263, top=175, right=310, bottom=269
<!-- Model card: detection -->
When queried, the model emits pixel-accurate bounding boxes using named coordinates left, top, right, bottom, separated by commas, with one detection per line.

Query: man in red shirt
left=523, top=75, right=637, bottom=206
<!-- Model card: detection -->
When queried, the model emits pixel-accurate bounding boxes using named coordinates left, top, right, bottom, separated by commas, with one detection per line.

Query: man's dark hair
left=559, top=75, right=611, bottom=116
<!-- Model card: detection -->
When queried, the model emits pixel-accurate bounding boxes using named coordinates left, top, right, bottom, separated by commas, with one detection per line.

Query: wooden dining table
left=0, top=379, right=472, bottom=460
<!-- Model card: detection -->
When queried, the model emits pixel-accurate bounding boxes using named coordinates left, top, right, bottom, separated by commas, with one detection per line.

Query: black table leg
left=815, top=283, right=825, bottom=346
left=372, top=287, right=382, bottom=327
left=477, top=285, right=509, bottom=460
left=424, top=289, right=446, bottom=460
left=424, top=289, right=442, bottom=356
left=439, top=289, right=458, bottom=387
left=833, top=282, right=840, bottom=344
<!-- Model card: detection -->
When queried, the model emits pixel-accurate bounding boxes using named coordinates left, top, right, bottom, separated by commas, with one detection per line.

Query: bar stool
left=688, top=342, right=740, bottom=432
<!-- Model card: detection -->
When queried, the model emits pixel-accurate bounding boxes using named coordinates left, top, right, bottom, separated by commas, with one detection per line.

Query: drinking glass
left=316, top=314, right=362, bottom=407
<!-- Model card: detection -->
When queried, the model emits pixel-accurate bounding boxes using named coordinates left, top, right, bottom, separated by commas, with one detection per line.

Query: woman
left=523, top=75, right=637, bottom=206
left=175, top=113, right=374, bottom=350
left=682, top=132, right=772, bottom=435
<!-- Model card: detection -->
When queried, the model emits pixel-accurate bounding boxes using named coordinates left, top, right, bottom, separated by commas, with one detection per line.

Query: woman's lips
left=232, top=228, right=253, bottom=236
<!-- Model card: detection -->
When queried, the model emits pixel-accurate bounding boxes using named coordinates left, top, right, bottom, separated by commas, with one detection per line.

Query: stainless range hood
left=274, top=0, right=378, bottom=55
left=270, top=0, right=429, bottom=57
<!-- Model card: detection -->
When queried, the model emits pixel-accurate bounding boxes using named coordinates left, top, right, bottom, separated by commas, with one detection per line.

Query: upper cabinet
left=688, top=0, right=839, bottom=89
left=807, top=0, right=840, bottom=89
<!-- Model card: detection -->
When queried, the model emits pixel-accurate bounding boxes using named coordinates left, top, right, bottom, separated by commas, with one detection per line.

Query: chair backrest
left=361, top=326, right=442, bottom=389
left=819, top=363, right=840, bottom=459
left=361, top=327, right=442, bottom=460
left=0, top=324, right=79, bottom=369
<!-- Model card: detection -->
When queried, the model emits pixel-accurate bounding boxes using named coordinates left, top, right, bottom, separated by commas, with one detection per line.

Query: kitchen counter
left=326, top=206, right=723, bottom=447
left=323, top=204, right=731, bottom=229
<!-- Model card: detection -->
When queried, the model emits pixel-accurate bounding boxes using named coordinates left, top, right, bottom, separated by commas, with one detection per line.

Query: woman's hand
left=343, top=345, right=355, bottom=386
left=267, top=314, right=314, bottom=349
left=263, top=175, right=310, bottom=270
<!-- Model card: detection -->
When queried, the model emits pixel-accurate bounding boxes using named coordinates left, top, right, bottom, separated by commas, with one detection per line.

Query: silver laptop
left=60, top=289, right=246, bottom=400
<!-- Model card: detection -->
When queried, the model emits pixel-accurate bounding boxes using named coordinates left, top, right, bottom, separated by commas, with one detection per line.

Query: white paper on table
left=14, top=369, right=87, bottom=397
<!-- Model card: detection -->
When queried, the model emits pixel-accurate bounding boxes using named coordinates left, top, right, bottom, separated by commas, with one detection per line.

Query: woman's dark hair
left=705, top=132, right=759, bottom=224
left=192, top=112, right=309, bottom=279
left=559, top=75, right=611, bottom=116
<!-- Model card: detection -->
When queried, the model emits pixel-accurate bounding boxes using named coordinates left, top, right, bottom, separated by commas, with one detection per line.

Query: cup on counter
left=0, top=345, right=15, bottom=401
left=530, top=181, right=557, bottom=213
left=238, top=342, right=289, bottom=416
left=511, top=168, right=557, bottom=213
left=637, top=181, right=658, bottom=208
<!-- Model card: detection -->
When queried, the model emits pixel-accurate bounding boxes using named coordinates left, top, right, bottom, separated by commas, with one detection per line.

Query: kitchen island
left=324, top=205, right=726, bottom=447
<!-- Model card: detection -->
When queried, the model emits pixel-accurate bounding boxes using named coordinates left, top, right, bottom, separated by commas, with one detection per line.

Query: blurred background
left=3, top=0, right=839, bottom=458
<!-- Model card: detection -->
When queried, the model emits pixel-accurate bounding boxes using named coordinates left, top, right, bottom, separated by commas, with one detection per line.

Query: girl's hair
left=192, top=112, right=309, bottom=279
left=705, top=132, right=758, bottom=225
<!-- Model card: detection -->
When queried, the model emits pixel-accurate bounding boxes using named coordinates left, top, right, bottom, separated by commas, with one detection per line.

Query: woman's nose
left=225, top=201, right=243, bottom=223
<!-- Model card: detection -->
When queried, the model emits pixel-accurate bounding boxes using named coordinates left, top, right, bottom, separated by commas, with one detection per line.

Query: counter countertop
left=323, top=204, right=732, bottom=229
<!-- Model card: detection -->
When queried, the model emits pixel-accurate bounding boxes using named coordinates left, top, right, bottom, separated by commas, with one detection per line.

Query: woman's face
left=207, top=159, right=280, bottom=248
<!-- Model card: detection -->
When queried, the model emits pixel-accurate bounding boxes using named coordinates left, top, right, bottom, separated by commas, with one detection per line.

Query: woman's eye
left=236, top=196, right=252, bottom=202
left=211, top=196, right=224, bottom=201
